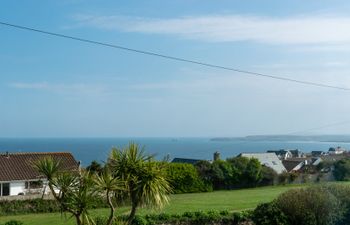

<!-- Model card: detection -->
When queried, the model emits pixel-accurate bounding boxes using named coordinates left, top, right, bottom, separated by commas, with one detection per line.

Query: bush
left=166, top=163, right=212, bottom=193
left=252, top=202, right=288, bottom=225
left=0, top=197, right=108, bottom=216
left=259, top=166, right=277, bottom=186
left=127, top=210, right=252, bottom=225
left=4, top=221, right=24, bottom=225
left=333, top=159, right=350, bottom=181
left=275, top=186, right=343, bottom=225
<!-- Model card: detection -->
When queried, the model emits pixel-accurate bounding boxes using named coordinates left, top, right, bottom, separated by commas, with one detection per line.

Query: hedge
left=0, top=198, right=108, bottom=216
left=94, top=210, right=253, bottom=225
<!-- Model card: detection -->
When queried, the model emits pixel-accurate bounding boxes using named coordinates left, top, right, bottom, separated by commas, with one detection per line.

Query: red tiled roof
left=0, top=152, right=79, bottom=182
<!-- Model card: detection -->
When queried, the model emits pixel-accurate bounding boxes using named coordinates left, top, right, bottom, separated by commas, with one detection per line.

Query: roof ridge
left=0, top=151, right=72, bottom=155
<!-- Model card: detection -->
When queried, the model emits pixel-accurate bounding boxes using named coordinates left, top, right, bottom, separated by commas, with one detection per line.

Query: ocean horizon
left=1, top=137, right=350, bottom=166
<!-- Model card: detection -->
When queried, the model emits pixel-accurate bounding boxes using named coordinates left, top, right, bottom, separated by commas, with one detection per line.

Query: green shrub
left=94, top=216, right=108, bottom=225
left=132, top=215, right=148, bottom=225
left=166, top=163, right=212, bottom=193
left=333, top=159, right=350, bottom=181
left=4, top=220, right=24, bottom=225
left=276, top=186, right=343, bottom=225
left=0, top=197, right=108, bottom=216
left=252, top=202, right=288, bottom=225
left=129, top=210, right=252, bottom=225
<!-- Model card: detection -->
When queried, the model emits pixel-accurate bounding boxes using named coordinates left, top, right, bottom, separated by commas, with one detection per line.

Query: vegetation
left=31, top=143, right=171, bottom=225
left=0, top=184, right=303, bottom=225
left=333, top=159, right=350, bottom=181
left=166, top=163, right=212, bottom=193
left=108, top=143, right=171, bottom=224
left=194, top=157, right=273, bottom=190
left=252, top=184, right=350, bottom=225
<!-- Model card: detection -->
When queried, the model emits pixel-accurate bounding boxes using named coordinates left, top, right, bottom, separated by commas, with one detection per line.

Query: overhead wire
left=1, top=21, right=350, bottom=91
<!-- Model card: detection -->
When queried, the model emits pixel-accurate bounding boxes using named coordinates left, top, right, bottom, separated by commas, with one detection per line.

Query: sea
left=1, top=137, right=350, bottom=166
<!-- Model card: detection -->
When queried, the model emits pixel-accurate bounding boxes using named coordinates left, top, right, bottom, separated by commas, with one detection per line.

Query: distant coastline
left=211, top=135, right=350, bottom=143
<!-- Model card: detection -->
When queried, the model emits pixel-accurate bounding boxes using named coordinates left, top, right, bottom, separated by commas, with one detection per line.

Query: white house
left=239, top=153, right=287, bottom=174
left=0, top=152, right=79, bottom=197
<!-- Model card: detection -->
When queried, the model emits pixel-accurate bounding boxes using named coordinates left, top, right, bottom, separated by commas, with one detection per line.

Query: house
left=311, top=151, right=326, bottom=157
left=267, top=149, right=305, bottom=160
left=282, top=159, right=307, bottom=172
left=0, top=152, right=79, bottom=197
left=267, top=150, right=293, bottom=160
left=329, top=147, right=346, bottom=155
left=289, top=149, right=305, bottom=158
left=239, top=153, right=287, bottom=174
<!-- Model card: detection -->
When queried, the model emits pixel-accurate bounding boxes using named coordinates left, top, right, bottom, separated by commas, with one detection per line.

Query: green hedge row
left=0, top=198, right=108, bottom=216
left=95, top=210, right=253, bottom=225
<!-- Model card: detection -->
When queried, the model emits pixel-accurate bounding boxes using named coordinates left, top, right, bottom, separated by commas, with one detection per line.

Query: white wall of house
left=10, top=181, right=25, bottom=196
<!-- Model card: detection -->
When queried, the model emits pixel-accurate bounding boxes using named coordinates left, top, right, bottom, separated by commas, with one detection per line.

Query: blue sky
left=1, top=0, right=350, bottom=137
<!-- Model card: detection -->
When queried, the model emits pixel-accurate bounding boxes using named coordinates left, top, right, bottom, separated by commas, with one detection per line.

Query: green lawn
left=0, top=184, right=305, bottom=225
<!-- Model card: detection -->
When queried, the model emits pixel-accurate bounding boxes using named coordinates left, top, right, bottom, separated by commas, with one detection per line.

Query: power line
left=1, top=21, right=350, bottom=91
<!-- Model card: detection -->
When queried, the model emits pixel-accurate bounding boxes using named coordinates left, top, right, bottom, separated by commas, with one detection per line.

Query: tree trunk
left=75, top=214, right=82, bottom=225
left=107, top=190, right=115, bottom=225
left=127, top=202, right=138, bottom=225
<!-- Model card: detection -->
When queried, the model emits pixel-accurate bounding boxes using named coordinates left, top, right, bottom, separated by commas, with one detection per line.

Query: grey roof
left=282, top=160, right=304, bottom=172
left=239, top=153, right=287, bottom=174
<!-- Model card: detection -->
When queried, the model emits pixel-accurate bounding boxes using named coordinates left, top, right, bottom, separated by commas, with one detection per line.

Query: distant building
left=282, top=159, right=306, bottom=172
left=289, top=149, right=305, bottom=158
left=311, top=151, right=326, bottom=157
left=329, top=147, right=346, bottom=155
left=267, top=150, right=293, bottom=160
left=267, top=149, right=305, bottom=160
left=239, top=153, right=287, bottom=174
left=0, top=152, right=79, bottom=197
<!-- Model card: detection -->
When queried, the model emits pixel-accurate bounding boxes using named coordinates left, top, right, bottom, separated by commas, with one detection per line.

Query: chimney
left=213, top=151, right=220, bottom=161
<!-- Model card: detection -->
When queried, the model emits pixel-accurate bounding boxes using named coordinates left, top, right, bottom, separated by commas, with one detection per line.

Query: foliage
left=275, top=186, right=343, bottom=225
left=94, top=167, right=124, bottom=225
left=127, top=210, right=252, bottom=225
left=86, top=160, right=104, bottom=175
left=3, top=220, right=24, bottom=225
left=166, top=163, right=212, bottom=193
left=35, top=156, right=98, bottom=225
left=0, top=198, right=107, bottom=216
left=195, top=157, right=263, bottom=190
left=259, top=166, right=277, bottom=186
left=277, top=172, right=290, bottom=185
left=333, top=159, right=350, bottom=181
left=108, top=142, right=171, bottom=225
left=252, top=202, right=288, bottom=225
left=316, top=161, right=333, bottom=172
left=322, top=184, right=350, bottom=225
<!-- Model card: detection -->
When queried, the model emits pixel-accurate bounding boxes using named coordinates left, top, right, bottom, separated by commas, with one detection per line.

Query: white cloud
left=8, top=82, right=109, bottom=96
left=73, top=14, right=350, bottom=45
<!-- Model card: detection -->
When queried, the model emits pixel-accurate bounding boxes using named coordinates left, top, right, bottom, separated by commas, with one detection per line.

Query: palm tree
left=33, top=156, right=61, bottom=200
left=94, top=168, right=125, bottom=225
left=34, top=157, right=96, bottom=225
left=108, top=143, right=171, bottom=225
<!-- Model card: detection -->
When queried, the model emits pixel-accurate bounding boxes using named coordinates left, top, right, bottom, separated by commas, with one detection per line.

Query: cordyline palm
left=108, top=143, right=171, bottom=225
left=94, top=167, right=125, bottom=225
left=33, top=156, right=61, bottom=200
left=60, top=171, right=97, bottom=225
left=34, top=157, right=96, bottom=225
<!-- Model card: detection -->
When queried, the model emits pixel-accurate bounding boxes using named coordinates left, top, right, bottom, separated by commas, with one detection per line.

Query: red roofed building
left=0, top=152, right=79, bottom=197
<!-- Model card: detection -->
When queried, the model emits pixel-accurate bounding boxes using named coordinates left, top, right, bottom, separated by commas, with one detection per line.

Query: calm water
left=1, top=138, right=350, bottom=166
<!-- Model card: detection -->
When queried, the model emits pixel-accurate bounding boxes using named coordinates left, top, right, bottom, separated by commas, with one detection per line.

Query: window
left=1, top=183, right=10, bottom=196
left=25, top=180, right=43, bottom=189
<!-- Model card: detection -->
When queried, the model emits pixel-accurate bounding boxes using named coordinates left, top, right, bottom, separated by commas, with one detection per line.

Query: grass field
left=0, top=184, right=305, bottom=225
